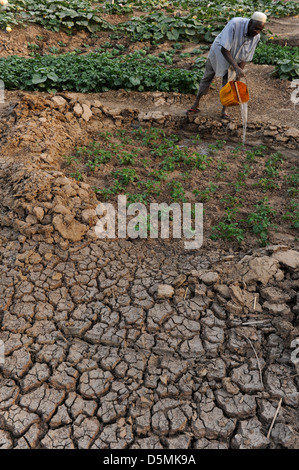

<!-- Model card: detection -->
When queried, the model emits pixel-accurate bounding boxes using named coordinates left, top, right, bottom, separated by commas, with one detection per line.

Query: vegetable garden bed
left=0, top=0, right=298, bottom=250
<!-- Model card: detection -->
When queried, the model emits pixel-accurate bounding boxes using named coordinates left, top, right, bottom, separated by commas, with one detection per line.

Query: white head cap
left=251, top=11, right=267, bottom=23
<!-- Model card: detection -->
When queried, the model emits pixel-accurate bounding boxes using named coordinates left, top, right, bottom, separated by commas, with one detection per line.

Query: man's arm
left=221, top=47, right=246, bottom=80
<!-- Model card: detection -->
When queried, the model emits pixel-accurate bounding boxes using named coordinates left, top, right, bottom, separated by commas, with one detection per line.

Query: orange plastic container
left=219, top=80, right=249, bottom=106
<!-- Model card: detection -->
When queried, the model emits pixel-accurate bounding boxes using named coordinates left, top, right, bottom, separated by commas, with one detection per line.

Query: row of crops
left=1, top=0, right=299, bottom=33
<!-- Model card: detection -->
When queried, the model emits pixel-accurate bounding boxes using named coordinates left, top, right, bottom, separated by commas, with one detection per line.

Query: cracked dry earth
left=0, top=92, right=299, bottom=450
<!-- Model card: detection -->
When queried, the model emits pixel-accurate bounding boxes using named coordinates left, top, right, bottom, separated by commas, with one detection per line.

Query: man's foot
left=186, top=107, right=200, bottom=115
left=221, top=112, right=231, bottom=120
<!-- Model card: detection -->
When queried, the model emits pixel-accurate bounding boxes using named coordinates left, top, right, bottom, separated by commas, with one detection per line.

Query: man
left=187, top=11, right=267, bottom=119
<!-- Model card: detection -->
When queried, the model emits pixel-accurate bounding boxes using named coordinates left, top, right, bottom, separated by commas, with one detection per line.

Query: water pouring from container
left=234, top=81, right=248, bottom=145
left=219, top=79, right=249, bottom=145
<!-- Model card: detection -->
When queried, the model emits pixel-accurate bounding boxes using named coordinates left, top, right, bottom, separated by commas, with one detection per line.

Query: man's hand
left=235, top=65, right=245, bottom=81
left=221, top=47, right=246, bottom=81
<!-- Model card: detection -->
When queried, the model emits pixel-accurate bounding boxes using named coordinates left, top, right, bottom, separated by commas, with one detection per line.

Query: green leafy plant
left=234, top=163, right=252, bottom=192
left=103, top=1, right=133, bottom=15
left=86, top=150, right=113, bottom=171
left=282, top=199, right=299, bottom=230
left=208, top=139, right=226, bottom=153
left=94, top=179, right=125, bottom=200
left=217, top=160, right=230, bottom=172
left=285, top=168, right=299, bottom=196
left=211, top=217, right=245, bottom=244
left=28, top=42, right=40, bottom=51
left=193, top=153, right=212, bottom=170
left=140, top=179, right=161, bottom=196
left=70, top=169, right=83, bottom=181
left=256, top=178, right=280, bottom=192
left=265, top=152, right=284, bottom=177
left=193, top=182, right=218, bottom=202
left=14, top=0, right=114, bottom=33
left=168, top=180, right=186, bottom=202
left=112, top=168, right=137, bottom=186
left=63, top=154, right=80, bottom=166
left=245, top=144, right=268, bottom=161
left=49, top=46, right=60, bottom=54
left=246, top=197, right=277, bottom=246
left=117, top=151, right=137, bottom=166
left=211, top=196, right=245, bottom=243
left=126, top=192, right=149, bottom=204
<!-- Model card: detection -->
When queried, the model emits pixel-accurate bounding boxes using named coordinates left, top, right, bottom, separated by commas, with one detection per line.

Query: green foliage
left=285, top=167, right=299, bottom=197
left=86, top=150, right=113, bottom=171
left=193, top=153, right=213, bottom=171
left=282, top=199, right=299, bottom=230
left=234, top=163, right=252, bottom=192
left=246, top=198, right=277, bottom=246
left=0, top=51, right=200, bottom=94
left=119, top=11, right=210, bottom=42
left=2, top=0, right=299, bottom=41
left=63, top=154, right=80, bottom=166
left=133, top=126, right=166, bottom=146
left=274, top=59, right=299, bottom=80
left=102, top=1, right=133, bottom=15
left=211, top=218, right=245, bottom=244
left=116, top=0, right=299, bottom=18
left=112, top=168, right=137, bottom=186
left=94, top=181, right=124, bottom=200
left=254, top=42, right=299, bottom=65
left=49, top=46, right=60, bottom=54
left=253, top=152, right=284, bottom=192
left=70, top=169, right=83, bottom=181
left=254, top=42, right=299, bottom=80
left=265, top=152, right=284, bottom=177
left=0, top=1, right=20, bottom=29
left=211, top=197, right=245, bottom=243
left=245, top=144, right=268, bottom=161
left=211, top=222, right=245, bottom=243
left=256, top=178, right=280, bottom=192
left=193, top=182, right=217, bottom=202
left=7, top=0, right=114, bottom=32
left=168, top=180, right=186, bottom=202
left=64, top=125, right=295, bottom=248
left=117, top=151, right=137, bottom=166
left=208, top=140, right=226, bottom=153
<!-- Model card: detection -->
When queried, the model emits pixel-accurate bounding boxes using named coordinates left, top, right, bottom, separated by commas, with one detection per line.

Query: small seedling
left=246, top=197, right=277, bottom=246
left=70, top=170, right=83, bottom=181
left=49, top=46, right=60, bottom=54
left=112, top=168, right=137, bottom=186
left=63, top=154, right=80, bottom=166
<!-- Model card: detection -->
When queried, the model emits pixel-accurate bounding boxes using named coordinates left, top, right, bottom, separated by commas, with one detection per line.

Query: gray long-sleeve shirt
left=208, top=17, right=260, bottom=77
